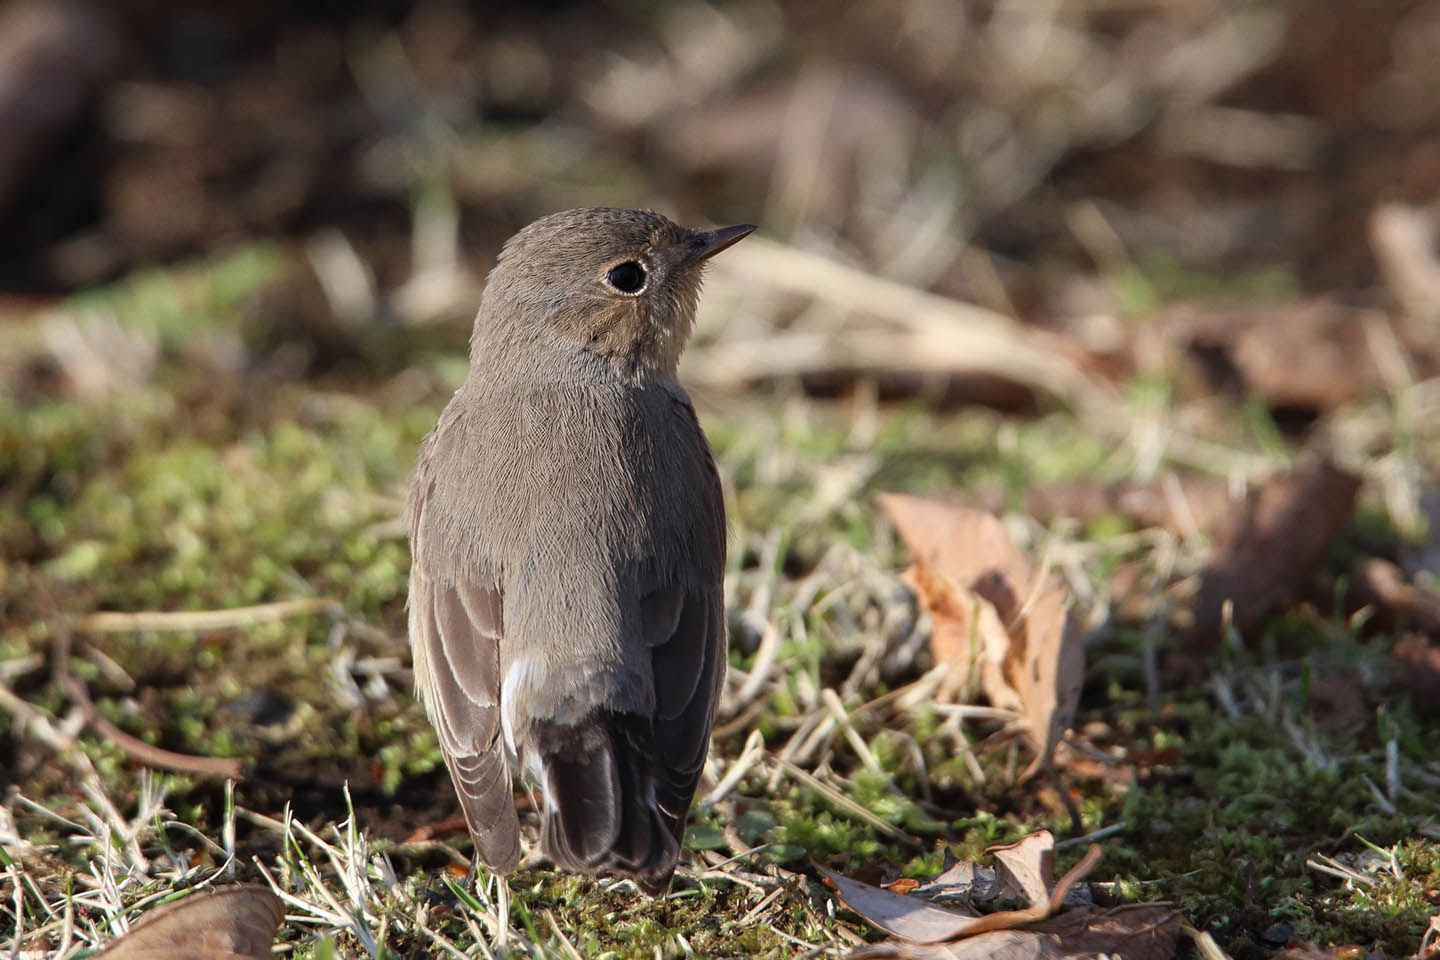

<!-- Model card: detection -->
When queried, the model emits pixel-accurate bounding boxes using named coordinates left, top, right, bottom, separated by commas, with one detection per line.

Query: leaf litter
left=820, top=829, right=1180, bottom=959
left=94, top=884, right=284, bottom=960
left=844, top=906, right=1185, bottom=960
left=1150, top=299, right=1412, bottom=414
left=981, top=456, right=1367, bottom=655
left=1181, top=457, right=1361, bottom=648
left=878, top=494, right=1085, bottom=780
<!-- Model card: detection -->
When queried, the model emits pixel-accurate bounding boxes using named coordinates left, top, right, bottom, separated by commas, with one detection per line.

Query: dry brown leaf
left=94, top=885, right=283, bottom=960
left=1155, top=299, right=1396, bottom=412
left=989, top=832, right=1055, bottom=910
left=820, top=865, right=982, bottom=944
left=905, top=558, right=1014, bottom=706
left=820, top=830, right=1103, bottom=946
left=844, top=904, right=1183, bottom=960
left=913, top=861, right=1000, bottom=904
left=1183, top=459, right=1360, bottom=649
left=880, top=493, right=1084, bottom=777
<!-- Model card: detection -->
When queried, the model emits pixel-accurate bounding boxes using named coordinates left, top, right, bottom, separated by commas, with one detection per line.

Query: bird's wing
left=408, top=482, right=520, bottom=873
left=641, top=577, right=727, bottom=839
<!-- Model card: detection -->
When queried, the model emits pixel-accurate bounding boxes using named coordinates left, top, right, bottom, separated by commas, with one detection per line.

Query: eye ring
left=604, top=260, right=648, bottom=294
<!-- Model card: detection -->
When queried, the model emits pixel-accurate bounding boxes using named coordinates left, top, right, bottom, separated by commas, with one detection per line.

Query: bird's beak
left=683, top=223, right=757, bottom=262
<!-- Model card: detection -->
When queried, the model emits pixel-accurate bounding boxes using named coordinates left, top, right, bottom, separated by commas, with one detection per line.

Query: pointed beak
left=682, top=223, right=757, bottom=262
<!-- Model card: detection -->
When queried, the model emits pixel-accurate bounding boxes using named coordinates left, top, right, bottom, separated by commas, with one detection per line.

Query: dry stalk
left=76, top=597, right=338, bottom=633
left=61, top=677, right=244, bottom=780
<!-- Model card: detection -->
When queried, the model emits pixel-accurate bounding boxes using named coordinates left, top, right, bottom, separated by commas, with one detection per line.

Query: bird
left=405, top=207, right=752, bottom=900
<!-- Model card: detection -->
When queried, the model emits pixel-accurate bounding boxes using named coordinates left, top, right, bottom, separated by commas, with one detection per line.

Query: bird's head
left=472, top=207, right=754, bottom=383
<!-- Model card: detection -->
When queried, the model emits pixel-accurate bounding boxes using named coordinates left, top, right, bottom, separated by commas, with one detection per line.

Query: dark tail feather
left=534, top=715, right=689, bottom=895
left=538, top=721, right=620, bottom=869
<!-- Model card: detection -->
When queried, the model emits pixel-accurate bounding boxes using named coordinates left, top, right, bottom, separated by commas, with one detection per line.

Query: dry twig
left=61, top=676, right=244, bottom=780
left=76, top=597, right=339, bottom=633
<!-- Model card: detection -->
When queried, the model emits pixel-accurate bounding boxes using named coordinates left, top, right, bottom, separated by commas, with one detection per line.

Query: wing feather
left=408, top=485, right=520, bottom=873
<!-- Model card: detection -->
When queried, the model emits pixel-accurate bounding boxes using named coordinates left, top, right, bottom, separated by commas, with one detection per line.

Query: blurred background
left=3, top=0, right=1439, bottom=424
left=2, top=0, right=1438, bottom=293
left=3, top=1, right=1440, bottom=957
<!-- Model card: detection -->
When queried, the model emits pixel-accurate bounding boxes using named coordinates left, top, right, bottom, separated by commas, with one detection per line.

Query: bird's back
left=408, top=373, right=726, bottom=891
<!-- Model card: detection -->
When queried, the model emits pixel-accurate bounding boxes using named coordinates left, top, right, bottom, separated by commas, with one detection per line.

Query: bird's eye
left=606, top=261, right=647, bottom=293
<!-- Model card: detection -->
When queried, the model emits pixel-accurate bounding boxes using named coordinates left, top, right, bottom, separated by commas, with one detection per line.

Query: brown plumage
left=405, top=208, right=751, bottom=894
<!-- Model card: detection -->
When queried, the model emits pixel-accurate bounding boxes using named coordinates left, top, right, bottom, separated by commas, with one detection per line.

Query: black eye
left=606, top=261, right=646, bottom=293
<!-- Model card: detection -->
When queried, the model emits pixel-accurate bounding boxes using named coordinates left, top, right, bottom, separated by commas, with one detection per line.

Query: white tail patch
left=500, top=656, right=540, bottom=757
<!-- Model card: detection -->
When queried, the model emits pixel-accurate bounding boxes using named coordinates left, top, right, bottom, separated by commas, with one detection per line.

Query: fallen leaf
left=989, top=832, right=1055, bottom=910
left=95, top=885, right=283, bottom=960
left=906, top=557, right=1014, bottom=706
left=1183, top=458, right=1360, bottom=649
left=1155, top=299, right=1398, bottom=413
left=820, top=831, right=1103, bottom=945
left=880, top=494, right=1085, bottom=777
left=844, top=904, right=1182, bottom=960
left=820, top=865, right=981, bottom=944
left=912, top=861, right=1000, bottom=904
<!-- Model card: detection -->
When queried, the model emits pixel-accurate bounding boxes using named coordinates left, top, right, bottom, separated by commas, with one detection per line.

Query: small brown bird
left=406, top=207, right=752, bottom=896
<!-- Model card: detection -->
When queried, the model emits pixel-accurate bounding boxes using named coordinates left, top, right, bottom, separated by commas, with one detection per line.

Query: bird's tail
left=531, top=713, right=691, bottom=895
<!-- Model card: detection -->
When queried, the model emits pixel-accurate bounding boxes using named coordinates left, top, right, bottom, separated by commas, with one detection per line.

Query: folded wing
left=409, top=491, right=520, bottom=872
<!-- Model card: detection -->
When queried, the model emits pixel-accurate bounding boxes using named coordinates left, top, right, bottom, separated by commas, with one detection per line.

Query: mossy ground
left=1, top=250, right=1437, bottom=958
